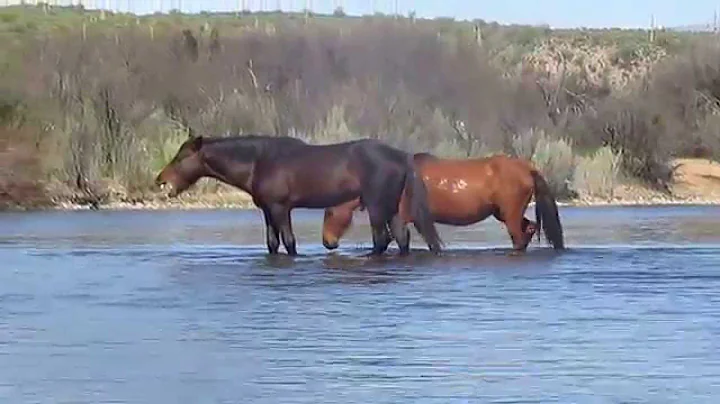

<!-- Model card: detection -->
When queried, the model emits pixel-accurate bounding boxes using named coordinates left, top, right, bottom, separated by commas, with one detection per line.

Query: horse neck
left=199, top=144, right=258, bottom=193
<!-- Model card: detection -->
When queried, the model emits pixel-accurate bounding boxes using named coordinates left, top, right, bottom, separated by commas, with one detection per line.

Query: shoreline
left=3, top=195, right=718, bottom=213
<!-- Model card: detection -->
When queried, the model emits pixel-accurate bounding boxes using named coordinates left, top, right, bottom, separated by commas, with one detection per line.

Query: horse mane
left=204, top=134, right=307, bottom=156
left=204, top=133, right=295, bottom=144
left=191, top=134, right=307, bottom=166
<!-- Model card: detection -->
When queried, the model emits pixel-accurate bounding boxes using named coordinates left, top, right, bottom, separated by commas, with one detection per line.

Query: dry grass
left=1, top=7, right=720, bottom=210
left=572, top=146, right=622, bottom=199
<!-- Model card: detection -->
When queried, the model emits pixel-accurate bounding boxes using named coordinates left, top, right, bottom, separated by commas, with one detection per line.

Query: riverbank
left=4, top=158, right=719, bottom=212
left=32, top=158, right=720, bottom=211
left=44, top=194, right=720, bottom=212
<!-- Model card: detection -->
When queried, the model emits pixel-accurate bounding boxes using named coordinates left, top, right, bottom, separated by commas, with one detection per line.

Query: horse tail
left=531, top=169, right=565, bottom=250
left=404, top=155, right=444, bottom=254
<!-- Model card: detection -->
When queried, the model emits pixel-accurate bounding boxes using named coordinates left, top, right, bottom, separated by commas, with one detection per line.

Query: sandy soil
left=670, top=158, right=720, bottom=200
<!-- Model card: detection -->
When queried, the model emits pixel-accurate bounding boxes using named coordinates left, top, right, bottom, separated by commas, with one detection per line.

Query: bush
left=572, top=146, right=622, bottom=199
left=0, top=127, right=49, bottom=209
left=2, top=8, right=720, bottom=208
left=528, top=130, right=576, bottom=199
left=587, top=95, right=672, bottom=189
left=17, top=21, right=521, bottom=199
left=311, top=102, right=360, bottom=144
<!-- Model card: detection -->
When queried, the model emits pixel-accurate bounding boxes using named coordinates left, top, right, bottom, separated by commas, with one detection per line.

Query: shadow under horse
left=155, top=134, right=443, bottom=256
left=322, top=153, right=565, bottom=254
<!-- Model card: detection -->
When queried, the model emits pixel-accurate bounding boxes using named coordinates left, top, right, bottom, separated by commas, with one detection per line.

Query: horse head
left=322, top=198, right=364, bottom=250
left=155, top=135, right=206, bottom=198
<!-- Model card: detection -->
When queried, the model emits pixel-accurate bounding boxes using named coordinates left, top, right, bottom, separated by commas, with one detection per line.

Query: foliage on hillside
left=1, top=4, right=720, bottom=209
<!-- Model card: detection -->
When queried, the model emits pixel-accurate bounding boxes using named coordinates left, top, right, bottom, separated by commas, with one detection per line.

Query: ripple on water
left=2, top=208, right=720, bottom=403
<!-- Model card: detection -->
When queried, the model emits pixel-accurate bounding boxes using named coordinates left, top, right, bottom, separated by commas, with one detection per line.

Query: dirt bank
left=564, top=158, right=720, bottom=207
left=33, top=158, right=718, bottom=212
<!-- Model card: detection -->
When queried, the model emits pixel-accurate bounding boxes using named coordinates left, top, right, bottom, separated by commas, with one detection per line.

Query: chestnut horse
left=155, top=134, right=443, bottom=256
left=322, top=153, right=565, bottom=253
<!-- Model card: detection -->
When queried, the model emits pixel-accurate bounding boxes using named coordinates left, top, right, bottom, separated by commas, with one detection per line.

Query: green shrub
left=530, top=130, right=576, bottom=199
left=1, top=6, right=719, bottom=208
left=311, top=103, right=359, bottom=144
left=572, top=146, right=622, bottom=199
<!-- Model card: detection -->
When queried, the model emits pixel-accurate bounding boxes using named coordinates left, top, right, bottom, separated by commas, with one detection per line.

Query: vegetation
left=2, top=4, right=720, bottom=210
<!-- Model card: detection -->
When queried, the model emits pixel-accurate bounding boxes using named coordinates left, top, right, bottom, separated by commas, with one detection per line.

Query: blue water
left=1, top=205, right=720, bottom=403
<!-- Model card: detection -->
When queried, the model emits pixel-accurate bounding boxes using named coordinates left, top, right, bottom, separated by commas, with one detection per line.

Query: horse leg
left=262, top=207, right=281, bottom=255
left=359, top=166, right=405, bottom=256
left=365, top=204, right=393, bottom=256
left=269, top=203, right=297, bottom=256
left=389, top=214, right=411, bottom=256
left=494, top=209, right=528, bottom=256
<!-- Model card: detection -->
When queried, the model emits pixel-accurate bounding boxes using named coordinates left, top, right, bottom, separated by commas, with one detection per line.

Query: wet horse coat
left=322, top=153, right=565, bottom=252
left=155, top=135, right=443, bottom=256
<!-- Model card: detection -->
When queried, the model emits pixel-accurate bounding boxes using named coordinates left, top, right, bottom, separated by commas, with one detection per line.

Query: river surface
left=1, top=205, right=720, bottom=403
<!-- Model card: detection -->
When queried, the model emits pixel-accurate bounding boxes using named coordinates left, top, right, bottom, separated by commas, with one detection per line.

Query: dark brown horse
left=322, top=153, right=565, bottom=253
left=155, top=135, right=443, bottom=256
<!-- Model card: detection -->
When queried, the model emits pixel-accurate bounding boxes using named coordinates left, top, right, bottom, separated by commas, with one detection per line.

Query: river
left=1, top=205, right=720, bottom=403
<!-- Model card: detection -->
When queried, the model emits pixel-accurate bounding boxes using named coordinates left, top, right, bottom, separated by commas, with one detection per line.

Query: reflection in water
left=1, top=206, right=720, bottom=403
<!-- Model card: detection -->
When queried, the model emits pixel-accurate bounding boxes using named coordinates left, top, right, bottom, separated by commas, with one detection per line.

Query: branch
left=246, top=59, right=259, bottom=90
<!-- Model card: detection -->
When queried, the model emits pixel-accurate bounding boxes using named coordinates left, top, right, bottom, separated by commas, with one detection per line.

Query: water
left=1, top=205, right=720, bottom=403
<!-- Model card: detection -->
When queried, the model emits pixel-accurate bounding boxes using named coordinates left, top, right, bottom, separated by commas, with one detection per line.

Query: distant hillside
left=669, top=19, right=718, bottom=32
left=670, top=24, right=713, bottom=32
left=3, top=3, right=720, bottom=209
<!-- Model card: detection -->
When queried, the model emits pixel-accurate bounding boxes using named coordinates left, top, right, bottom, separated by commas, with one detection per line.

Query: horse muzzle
left=322, top=238, right=339, bottom=250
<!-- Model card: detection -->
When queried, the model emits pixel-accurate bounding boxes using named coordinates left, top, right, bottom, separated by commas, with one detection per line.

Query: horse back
left=253, top=140, right=391, bottom=208
left=418, top=154, right=534, bottom=182
left=409, top=153, right=535, bottom=209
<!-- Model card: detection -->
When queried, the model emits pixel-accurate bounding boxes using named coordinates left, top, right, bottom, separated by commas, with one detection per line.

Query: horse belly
left=295, top=191, right=359, bottom=209
left=433, top=207, right=493, bottom=226
left=427, top=190, right=494, bottom=226
left=290, top=175, right=360, bottom=209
